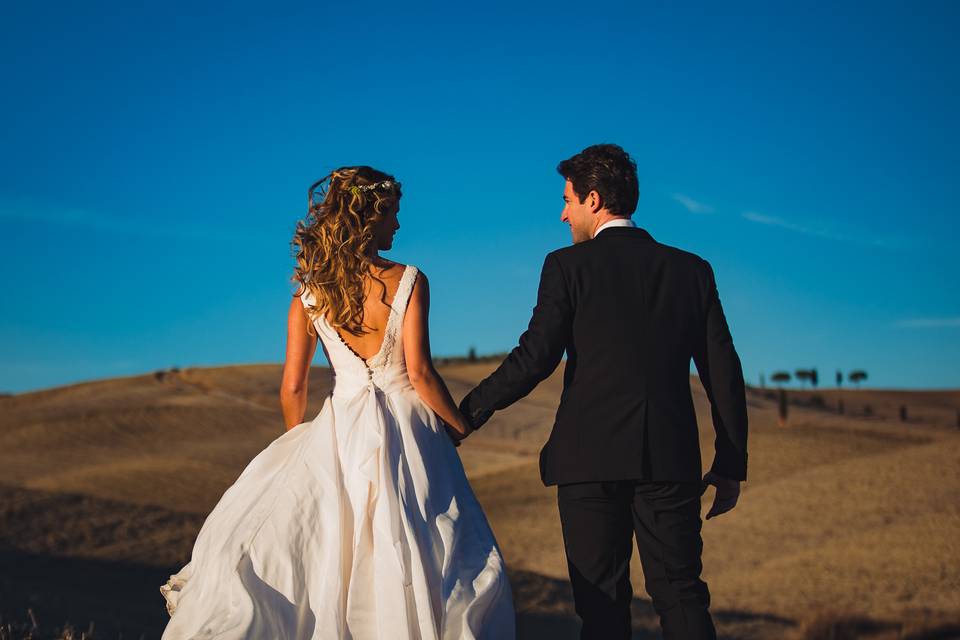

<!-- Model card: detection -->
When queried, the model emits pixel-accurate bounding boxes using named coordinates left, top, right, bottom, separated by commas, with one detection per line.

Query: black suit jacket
left=459, top=226, right=748, bottom=485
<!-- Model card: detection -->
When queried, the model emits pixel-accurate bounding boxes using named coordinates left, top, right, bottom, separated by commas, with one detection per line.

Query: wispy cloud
left=741, top=210, right=903, bottom=249
left=741, top=211, right=812, bottom=234
left=894, top=317, right=960, bottom=329
left=672, top=193, right=714, bottom=214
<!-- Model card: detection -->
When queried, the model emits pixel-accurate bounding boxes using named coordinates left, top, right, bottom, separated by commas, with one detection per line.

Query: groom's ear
left=587, top=190, right=603, bottom=213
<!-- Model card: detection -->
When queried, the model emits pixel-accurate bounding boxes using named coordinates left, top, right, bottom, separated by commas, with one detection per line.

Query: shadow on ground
left=510, top=569, right=797, bottom=639
left=0, top=548, right=794, bottom=639
left=3, top=551, right=959, bottom=640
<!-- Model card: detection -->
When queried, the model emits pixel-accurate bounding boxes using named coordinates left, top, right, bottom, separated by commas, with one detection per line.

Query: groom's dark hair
left=557, top=144, right=639, bottom=216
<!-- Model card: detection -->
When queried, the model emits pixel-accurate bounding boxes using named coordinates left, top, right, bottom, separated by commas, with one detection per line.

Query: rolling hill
left=1, top=363, right=958, bottom=639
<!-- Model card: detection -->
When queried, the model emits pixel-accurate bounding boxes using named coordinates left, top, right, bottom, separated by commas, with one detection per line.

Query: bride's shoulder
left=396, top=264, right=426, bottom=294
left=379, top=261, right=423, bottom=281
left=403, top=263, right=424, bottom=283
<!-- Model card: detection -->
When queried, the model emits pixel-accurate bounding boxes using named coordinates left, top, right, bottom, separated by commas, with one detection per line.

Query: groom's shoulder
left=546, top=236, right=616, bottom=261
left=546, top=243, right=583, bottom=261
left=655, top=243, right=715, bottom=286
left=546, top=237, right=709, bottom=270
left=543, top=242, right=594, bottom=272
left=654, top=240, right=711, bottom=270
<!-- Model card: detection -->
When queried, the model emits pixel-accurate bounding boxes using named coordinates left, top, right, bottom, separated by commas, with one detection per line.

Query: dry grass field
left=1, top=363, right=958, bottom=639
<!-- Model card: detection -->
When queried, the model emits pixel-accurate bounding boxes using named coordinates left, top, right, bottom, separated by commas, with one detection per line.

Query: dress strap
left=366, top=265, right=419, bottom=370
left=390, top=266, right=419, bottom=316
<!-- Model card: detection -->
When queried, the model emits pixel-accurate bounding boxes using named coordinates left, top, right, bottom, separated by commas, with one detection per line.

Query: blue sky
left=1, top=1, right=958, bottom=392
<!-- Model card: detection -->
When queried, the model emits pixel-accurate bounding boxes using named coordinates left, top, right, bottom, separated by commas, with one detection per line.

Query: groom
left=455, top=144, right=748, bottom=639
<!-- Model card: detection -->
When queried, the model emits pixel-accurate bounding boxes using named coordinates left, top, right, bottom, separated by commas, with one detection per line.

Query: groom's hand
left=442, top=420, right=472, bottom=447
left=458, top=393, right=493, bottom=432
left=703, top=471, right=741, bottom=520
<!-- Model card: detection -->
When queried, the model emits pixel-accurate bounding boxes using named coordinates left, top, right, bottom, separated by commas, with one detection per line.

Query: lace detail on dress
left=366, top=265, right=418, bottom=370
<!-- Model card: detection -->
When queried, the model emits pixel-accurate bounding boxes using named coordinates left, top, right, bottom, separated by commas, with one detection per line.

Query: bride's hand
left=441, top=419, right=471, bottom=447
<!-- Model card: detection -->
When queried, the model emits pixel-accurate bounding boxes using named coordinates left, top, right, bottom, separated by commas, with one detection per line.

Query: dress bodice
left=300, top=265, right=419, bottom=398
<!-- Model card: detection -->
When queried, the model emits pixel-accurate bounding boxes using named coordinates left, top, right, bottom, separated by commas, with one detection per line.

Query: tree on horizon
left=849, top=370, right=868, bottom=388
left=795, top=369, right=814, bottom=389
left=771, top=371, right=791, bottom=387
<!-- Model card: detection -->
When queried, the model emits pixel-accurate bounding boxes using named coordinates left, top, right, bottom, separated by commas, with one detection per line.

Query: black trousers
left=557, top=480, right=716, bottom=640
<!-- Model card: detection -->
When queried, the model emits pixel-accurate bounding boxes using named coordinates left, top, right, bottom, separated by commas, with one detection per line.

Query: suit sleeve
left=459, top=252, right=573, bottom=430
left=692, top=260, right=749, bottom=481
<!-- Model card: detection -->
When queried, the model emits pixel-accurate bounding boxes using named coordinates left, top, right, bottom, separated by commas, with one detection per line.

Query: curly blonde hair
left=291, top=166, right=402, bottom=336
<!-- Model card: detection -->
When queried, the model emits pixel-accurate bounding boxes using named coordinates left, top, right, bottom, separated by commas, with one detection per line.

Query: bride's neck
left=367, top=254, right=393, bottom=274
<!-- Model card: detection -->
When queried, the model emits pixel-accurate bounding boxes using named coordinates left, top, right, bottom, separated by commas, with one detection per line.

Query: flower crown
left=349, top=180, right=398, bottom=197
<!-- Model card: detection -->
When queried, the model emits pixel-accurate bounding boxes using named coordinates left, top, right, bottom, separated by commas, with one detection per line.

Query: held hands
left=442, top=419, right=473, bottom=448
left=702, top=470, right=741, bottom=520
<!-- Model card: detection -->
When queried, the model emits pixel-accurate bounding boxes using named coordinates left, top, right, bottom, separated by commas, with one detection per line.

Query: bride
left=159, top=166, right=516, bottom=639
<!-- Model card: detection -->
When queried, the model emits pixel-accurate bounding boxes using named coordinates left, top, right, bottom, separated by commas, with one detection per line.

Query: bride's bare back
left=330, top=261, right=407, bottom=362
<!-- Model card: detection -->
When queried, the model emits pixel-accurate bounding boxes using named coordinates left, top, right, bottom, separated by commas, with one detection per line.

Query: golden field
left=1, top=363, right=958, bottom=639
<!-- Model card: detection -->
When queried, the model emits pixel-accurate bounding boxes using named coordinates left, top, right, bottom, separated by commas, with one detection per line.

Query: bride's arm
left=280, top=295, right=318, bottom=430
left=401, top=273, right=473, bottom=440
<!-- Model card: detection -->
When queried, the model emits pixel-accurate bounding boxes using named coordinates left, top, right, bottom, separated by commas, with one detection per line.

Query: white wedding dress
left=160, top=265, right=515, bottom=639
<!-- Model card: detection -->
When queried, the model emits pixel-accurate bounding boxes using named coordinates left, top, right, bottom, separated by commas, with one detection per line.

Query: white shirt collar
left=593, top=218, right=637, bottom=238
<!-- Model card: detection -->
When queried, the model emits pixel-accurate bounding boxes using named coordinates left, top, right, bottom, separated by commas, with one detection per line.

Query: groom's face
left=561, top=180, right=595, bottom=244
